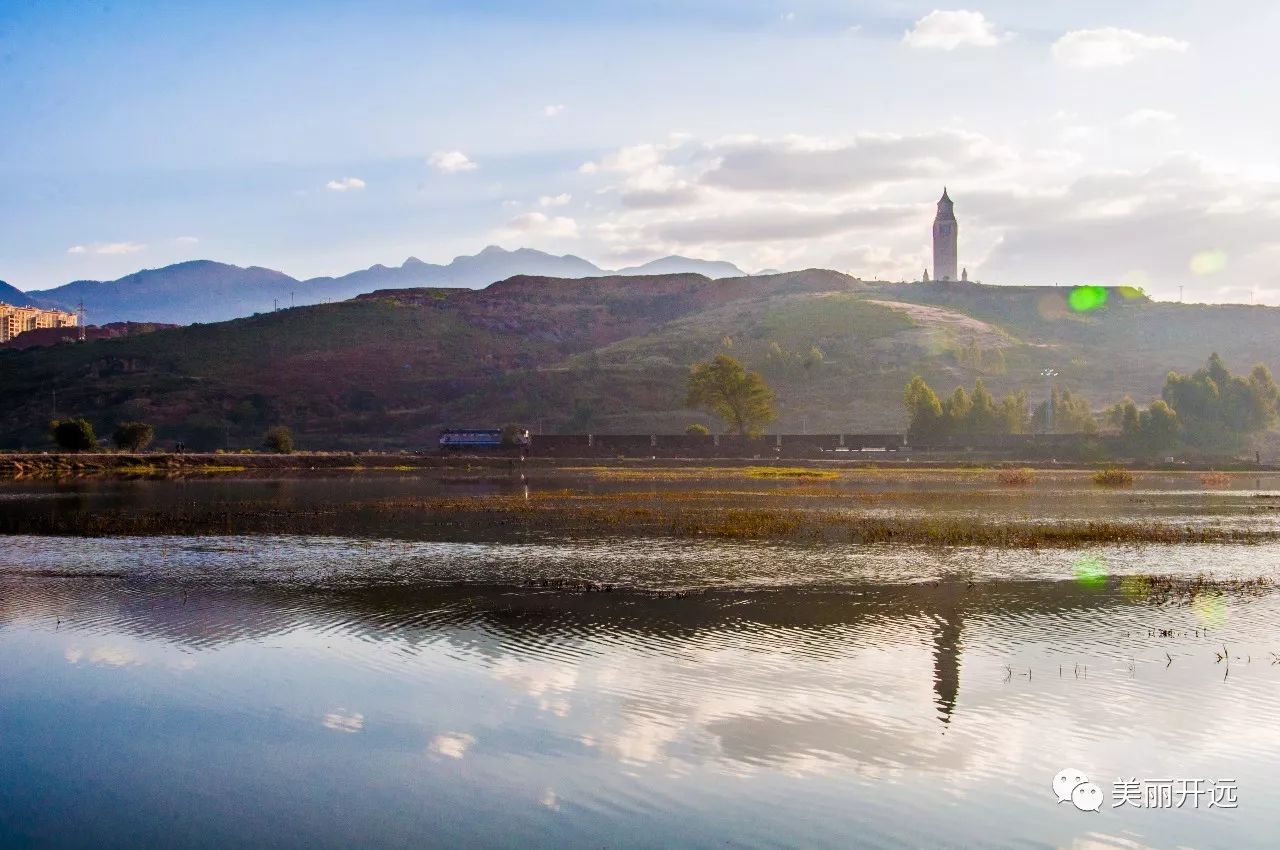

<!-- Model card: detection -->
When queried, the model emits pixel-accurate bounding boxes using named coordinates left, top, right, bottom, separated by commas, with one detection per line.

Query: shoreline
left=0, top=451, right=1273, bottom=478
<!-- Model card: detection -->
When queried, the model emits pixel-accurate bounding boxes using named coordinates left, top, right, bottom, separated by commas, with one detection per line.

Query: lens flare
left=1192, top=593, right=1227, bottom=628
left=1073, top=555, right=1107, bottom=588
left=1067, top=285, right=1108, bottom=312
left=1189, top=250, right=1227, bottom=276
left=1119, top=575, right=1149, bottom=600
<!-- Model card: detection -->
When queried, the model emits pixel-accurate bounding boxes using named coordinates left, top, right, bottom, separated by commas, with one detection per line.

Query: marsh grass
left=995, top=468, right=1036, bottom=487
left=1199, top=471, right=1232, bottom=488
left=3, top=491, right=1270, bottom=547
left=568, top=465, right=840, bottom=481
left=1120, top=573, right=1271, bottom=601
left=1093, top=467, right=1135, bottom=487
left=743, top=466, right=840, bottom=480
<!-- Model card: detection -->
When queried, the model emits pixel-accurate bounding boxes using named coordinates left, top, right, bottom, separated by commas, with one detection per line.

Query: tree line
left=903, top=353, right=1278, bottom=455
left=47, top=418, right=297, bottom=454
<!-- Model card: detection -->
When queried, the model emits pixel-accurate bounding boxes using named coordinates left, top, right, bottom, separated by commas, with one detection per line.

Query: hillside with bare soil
left=1, top=270, right=1277, bottom=450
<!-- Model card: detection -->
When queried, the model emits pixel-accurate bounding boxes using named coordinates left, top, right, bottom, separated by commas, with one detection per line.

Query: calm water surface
left=2, top=473, right=1279, bottom=848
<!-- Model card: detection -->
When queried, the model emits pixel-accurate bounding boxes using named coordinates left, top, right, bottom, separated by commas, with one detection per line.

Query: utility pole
left=1178, top=285, right=1183, bottom=303
left=1041, top=368, right=1058, bottom=433
left=77, top=300, right=86, bottom=342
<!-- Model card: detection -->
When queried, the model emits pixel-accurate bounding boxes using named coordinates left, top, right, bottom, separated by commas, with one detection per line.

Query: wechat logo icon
left=1053, top=768, right=1104, bottom=812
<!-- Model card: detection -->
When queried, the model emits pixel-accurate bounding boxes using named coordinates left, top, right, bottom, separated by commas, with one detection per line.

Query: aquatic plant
left=743, top=466, right=839, bottom=480
left=995, top=468, right=1035, bottom=487
left=1092, top=467, right=1134, bottom=487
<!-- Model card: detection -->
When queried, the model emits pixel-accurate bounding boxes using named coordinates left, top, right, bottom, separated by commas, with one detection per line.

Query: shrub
left=685, top=423, right=711, bottom=436
left=1200, top=471, right=1231, bottom=488
left=995, top=467, right=1035, bottom=487
left=1093, top=466, right=1134, bottom=487
left=111, top=421, right=155, bottom=452
left=50, top=418, right=98, bottom=453
left=263, top=425, right=295, bottom=454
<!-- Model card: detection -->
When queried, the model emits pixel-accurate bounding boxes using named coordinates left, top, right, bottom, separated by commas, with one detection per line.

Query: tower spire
left=932, top=188, right=958, bottom=281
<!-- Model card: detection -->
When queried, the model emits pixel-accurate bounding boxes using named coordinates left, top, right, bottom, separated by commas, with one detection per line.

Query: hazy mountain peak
left=0, top=280, right=36, bottom=306
left=615, top=255, right=744, bottom=279
left=17, top=246, right=751, bottom=325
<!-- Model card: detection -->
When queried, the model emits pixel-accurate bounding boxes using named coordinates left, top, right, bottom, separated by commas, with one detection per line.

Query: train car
left=438, top=427, right=531, bottom=453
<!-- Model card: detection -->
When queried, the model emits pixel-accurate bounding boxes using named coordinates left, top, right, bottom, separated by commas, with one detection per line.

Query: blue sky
left=3, top=0, right=1279, bottom=302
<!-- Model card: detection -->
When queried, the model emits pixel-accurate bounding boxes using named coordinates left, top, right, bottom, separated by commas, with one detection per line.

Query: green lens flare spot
left=1067, top=285, right=1108, bottom=312
left=1073, top=555, right=1107, bottom=588
left=1192, top=593, right=1227, bottom=628
left=1189, top=250, right=1228, bottom=276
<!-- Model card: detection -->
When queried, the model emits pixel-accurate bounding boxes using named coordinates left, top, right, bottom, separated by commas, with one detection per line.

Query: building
left=0, top=303, right=78, bottom=343
left=932, top=188, right=958, bottom=282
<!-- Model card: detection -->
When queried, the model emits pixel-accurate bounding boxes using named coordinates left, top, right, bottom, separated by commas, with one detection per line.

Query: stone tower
left=932, top=188, right=958, bottom=282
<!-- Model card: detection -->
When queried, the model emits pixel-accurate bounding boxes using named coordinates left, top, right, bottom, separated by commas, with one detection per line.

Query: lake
left=2, top=470, right=1278, bottom=848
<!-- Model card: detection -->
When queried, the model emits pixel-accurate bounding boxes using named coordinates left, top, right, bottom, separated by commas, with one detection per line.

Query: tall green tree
left=904, top=376, right=1029, bottom=438
left=968, top=379, right=1000, bottom=434
left=51, top=418, right=97, bottom=452
left=903, top=376, right=944, bottom=440
left=1034, top=387, right=1098, bottom=434
left=1138, top=400, right=1179, bottom=454
left=686, top=354, right=777, bottom=437
left=1163, top=353, right=1278, bottom=450
left=263, top=425, right=295, bottom=454
left=1106, top=397, right=1141, bottom=436
left=112, top=421, right=155, bottom=452
left=1107, top=396, right=1179, bottom=456
left=944, top=386, right=972, bottom=432
left=999, top=390, right=1029, bottom=434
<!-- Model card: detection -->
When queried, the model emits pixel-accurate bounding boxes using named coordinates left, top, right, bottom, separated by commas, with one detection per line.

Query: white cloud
left=828, top=244, right=926, bottom=281
left=1052, top=28, right=1189, bottom=69
left=504, top=212, right=579, bottom=237
left=651, top=206, right=917, bottom=243
left=701, top=131, right=1014, bottom=193
left=174, top=235, right=200, bottom=245
left=429, top=732, right=475, bottom=759
left=65, top=645, right=140, bottom=666
left=325, top=176, right=366, bottom=191
left=570, top=124, right=1280, bottom=299
left=975, top=155, right=1280, bottom=295
left=539, top=193, right=572, bottom=207
left=543, top=104, right=566, bottom=117
left=620, top=184, right=702, bottom=209
left=903, top=10, right=1008, bottom=50
left=322, top=709, right=364, bottom=733
left=580, top=143, right=668, bottom=176
left=1123, top=108, right=1177, bottom=128
left=67, top=242, right=146, bottom=255
left=428, top=150, right=478, bottom=173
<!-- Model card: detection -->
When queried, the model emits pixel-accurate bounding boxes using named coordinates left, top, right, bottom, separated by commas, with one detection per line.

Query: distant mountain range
left=0, top=280, right=36, bottom=307
left=13, top=247, right=746, bottom=325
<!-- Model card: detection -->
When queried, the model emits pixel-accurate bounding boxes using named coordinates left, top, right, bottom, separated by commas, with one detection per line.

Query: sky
left=3, top=0, right=1280, bottom=303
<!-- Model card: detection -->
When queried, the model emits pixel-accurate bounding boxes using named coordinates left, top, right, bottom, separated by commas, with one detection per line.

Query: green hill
left=1, top=271, right=1277, bottom=450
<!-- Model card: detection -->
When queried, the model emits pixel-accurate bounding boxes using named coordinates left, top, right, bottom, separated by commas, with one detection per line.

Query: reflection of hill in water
left=2, top=578, right=1137, bottom=727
